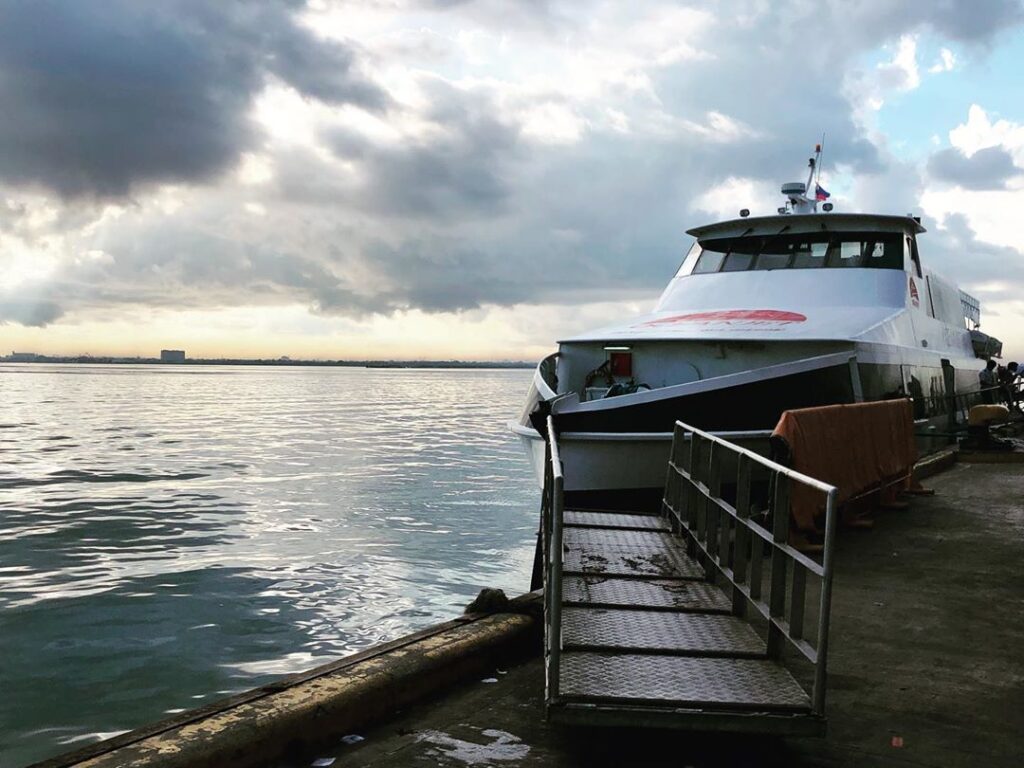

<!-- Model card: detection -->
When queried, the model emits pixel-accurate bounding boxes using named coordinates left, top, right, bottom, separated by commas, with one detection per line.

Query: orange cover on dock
left=772, top=400, right=916, bottom=532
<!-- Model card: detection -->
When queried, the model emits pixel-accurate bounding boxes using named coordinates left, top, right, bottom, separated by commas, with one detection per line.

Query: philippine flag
left=815, top=183, right=831, bottom=201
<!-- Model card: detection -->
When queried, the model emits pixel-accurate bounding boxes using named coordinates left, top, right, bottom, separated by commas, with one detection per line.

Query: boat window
left=691, top=248, right=726, bottom=274
left=722, top=252, right=754, bottom=271
left=830, top=241, right=863, bottom=267
left=908, top=236, right=923, bottom=277
left=866, top=237, right=903, bottom=268
left=753, top=248, right=791, bottom=270
left=691, top=232, right=904, bottom=274
left=791, top=241, right=828, bottom=269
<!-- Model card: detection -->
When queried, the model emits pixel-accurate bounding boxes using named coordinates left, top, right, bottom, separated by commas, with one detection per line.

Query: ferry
left=511, top=146, right=1001, bottom=507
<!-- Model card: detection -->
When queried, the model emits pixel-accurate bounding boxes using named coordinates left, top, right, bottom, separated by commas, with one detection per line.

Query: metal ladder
left=541, top=417, right=838, bottom=735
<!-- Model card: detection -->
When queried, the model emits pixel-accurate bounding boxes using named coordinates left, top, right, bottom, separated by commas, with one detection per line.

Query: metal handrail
left=543, top=415, right=565, bottom=703
left=663, top=420, right=838, bottom=716
left=913, top=385, right=1018, bottom=438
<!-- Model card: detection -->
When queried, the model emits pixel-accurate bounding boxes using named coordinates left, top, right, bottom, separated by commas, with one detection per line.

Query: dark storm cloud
left=811, top=0, right=1023, bottom=44
left=264, top=22, right=390, bottom=108
left=0, top=0, right=385, bottom=199
left=419, top=0, right=1023, bottom=45
left=927, top=146, right=1022, bottom=190
left=908, top=0, right=1023, bottom=42
left=344, top=239, right=533, bottom=313
left=320, top=79, right=522, bottom=218
left=0, top=298, right=63, bottom=326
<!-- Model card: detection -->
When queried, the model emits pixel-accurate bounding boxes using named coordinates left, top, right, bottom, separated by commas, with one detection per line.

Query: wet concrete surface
left=298, top=462, right=1023, bottom=767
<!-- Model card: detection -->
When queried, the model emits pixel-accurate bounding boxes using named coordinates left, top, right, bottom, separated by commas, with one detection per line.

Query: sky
left=1, top=0, right=1024, bottom=361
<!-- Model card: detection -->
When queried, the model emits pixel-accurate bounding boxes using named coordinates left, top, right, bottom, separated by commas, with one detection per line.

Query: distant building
left=160, top=349, right=186, bottom=363
left=9, top=352, right=38, bottom=362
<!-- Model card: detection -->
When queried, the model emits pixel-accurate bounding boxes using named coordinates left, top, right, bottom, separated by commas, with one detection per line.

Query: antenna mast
left=780, top=139, right=829, bottom=214
left=816, top=133, right=825, bottom=187
left=805, top=140, right=823, bottom=193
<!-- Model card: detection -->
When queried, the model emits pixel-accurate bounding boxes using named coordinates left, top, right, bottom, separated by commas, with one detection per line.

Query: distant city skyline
left=2, top=349, right=533, bottom=366
left=1, top=2, right=1023, bottom=361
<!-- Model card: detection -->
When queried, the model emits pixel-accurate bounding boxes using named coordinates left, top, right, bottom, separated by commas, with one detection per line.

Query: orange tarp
left=771, top=400, right=917, bottom=532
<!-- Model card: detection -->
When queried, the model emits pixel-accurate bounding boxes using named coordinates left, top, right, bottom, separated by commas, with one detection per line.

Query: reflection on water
left=0, top=364, right=537, bottom=766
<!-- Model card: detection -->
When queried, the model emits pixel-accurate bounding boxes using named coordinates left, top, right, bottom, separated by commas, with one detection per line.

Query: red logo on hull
left=909, top=277, right=920, bottom=308
left=640, top=309, right=807, bottom=327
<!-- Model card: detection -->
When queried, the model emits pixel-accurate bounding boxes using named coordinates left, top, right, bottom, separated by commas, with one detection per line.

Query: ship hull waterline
left=515, top=354, right=972, bottom=510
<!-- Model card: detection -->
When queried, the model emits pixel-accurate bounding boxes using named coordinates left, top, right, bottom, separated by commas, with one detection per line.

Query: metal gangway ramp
left=541, top=417, right=838, bottom=735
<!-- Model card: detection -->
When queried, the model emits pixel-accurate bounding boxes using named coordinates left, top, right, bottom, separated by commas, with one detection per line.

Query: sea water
left=0, top=364, right=537, bottom=765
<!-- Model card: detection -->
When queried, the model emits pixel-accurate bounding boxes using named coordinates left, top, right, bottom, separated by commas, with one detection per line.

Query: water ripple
left=0, top=364, right=537, bottom=766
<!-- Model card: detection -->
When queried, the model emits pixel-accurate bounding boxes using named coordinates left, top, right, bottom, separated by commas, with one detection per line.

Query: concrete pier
left=300, top=461, right=1024, bottom=768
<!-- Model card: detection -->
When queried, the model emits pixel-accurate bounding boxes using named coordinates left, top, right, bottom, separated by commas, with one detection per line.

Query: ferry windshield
left=684, top=232, right=903, bottom=275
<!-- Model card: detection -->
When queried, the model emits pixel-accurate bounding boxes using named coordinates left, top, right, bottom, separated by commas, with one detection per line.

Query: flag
left=815, top=183, right=830, bottom=201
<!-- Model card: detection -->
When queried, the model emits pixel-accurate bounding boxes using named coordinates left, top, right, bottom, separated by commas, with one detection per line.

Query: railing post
left=545, top=416, right=564, bottom=703
left=533, top=439, right=552, bottom=593
left=705, top=441, right=722, bottom=580
left=549, top=471, right=563, bottom=701
left=766, top=470, right=790, bottom=661
left=732, top=454, right=751, bottom=617
left=685, top=431, right=701, bottom=555
left=664, top=423, right=685, bottom=532
left=813, top=489, right=838, bottom=715
left=695, top=436, right=709, bottom=546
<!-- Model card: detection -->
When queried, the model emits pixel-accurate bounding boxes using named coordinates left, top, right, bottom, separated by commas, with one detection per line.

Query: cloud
left=0, top=0, right=386, bottom=199
left=927, top=145, right=1022, bottom=190
left=316, top=77, right=524, bottom=219
left=832, top=0, right=1024, bottom=44
left=0, top=297, right=63, bottom=327
left=928, top=48, right=957, bottom=73
left=1, top=0, right=1023, bottom=349
left=920, top=0, right=1024, bottom=42
left=876, top=35, right=921, bottom=93
left=948, top=104, right=1024, bottom=157
left=923, top=212, right=1023, bottom=292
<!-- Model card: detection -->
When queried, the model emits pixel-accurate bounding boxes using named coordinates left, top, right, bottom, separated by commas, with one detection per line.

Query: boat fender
left=464, top=587, right=510, bottom=615
left=968, top=404, right=1009, bottom=426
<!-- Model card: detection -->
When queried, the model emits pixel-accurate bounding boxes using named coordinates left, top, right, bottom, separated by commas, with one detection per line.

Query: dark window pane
left=829, top=240, right=863, bottom=267
left=722, top=252, right=753, bottom=271
left=863, top=236, right=902, bottom=268
left=791, top=241, right=827, bottom=268
left=753, top=251, right=790, bottom=270
left=692, top=250, right=725, bottom=273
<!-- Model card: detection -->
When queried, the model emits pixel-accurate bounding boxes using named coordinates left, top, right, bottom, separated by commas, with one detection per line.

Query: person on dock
left=980, top=359, right=998, bottom=403
left=997, top=363, right=1015, bottom=407
left=1005, top=362, right=1022, bottom=411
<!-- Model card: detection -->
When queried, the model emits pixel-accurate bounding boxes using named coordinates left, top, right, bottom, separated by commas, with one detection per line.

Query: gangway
left=540, top=416, right=838, bottom=735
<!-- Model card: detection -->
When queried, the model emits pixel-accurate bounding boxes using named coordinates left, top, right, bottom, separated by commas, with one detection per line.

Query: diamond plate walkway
left=551, top=511, right=814, bottom=731
left=541, top=418, right=838, bottom=736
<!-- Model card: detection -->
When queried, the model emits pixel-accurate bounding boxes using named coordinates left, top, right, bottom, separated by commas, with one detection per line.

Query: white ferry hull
left=511, top=206, right=992, bottom=509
